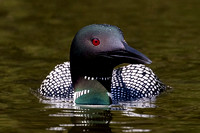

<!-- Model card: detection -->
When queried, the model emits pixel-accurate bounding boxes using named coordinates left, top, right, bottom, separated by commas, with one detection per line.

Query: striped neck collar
left=83, top=76, right=111, bottom=81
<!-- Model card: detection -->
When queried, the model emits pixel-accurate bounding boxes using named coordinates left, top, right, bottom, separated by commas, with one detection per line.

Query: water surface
left=0, top=0, right=200, bottom=132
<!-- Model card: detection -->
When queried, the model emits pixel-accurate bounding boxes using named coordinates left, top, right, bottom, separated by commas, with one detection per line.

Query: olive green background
left=0, top=0, right=199, bottom=132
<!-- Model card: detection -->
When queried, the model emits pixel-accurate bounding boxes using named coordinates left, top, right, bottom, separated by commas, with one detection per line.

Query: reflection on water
left=39, top=98, right=155, bottom=132
left=0, top=0, right=200, bottom=132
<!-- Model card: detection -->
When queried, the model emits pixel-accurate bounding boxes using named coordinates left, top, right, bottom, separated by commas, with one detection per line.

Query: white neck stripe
left=84, top=76, right=111, bottom=81
left=73, top=89, right=112, bottom=102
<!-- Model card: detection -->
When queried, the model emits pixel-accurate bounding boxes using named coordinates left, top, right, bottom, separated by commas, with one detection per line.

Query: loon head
left=70, top=24, right=151, bottom=105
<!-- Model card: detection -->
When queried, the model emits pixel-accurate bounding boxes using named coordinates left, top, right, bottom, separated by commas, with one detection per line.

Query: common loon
left=39, top=24, right=166, bottom=105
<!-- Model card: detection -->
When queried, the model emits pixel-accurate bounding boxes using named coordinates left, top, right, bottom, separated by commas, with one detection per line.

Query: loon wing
left=111, top=64, right=166, bottom=102
left=39, top=62, right=166, bottom=101
left=39, top=62, right=74, bottom=98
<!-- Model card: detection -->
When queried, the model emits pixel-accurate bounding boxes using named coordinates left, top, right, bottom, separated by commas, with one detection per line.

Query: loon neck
left=70, top=59, right=114, bottom=105
left=73, top=76, right=112, bottom=105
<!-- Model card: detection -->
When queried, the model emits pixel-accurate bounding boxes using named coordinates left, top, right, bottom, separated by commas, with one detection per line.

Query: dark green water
left=0, top=0, right=200, bottom=132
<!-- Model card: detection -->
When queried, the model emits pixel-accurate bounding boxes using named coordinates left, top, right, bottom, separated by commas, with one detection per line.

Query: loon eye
left=92, top=38, right=100, bottom=46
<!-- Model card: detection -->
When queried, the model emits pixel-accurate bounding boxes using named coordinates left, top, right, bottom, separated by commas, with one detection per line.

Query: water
left=0, top=0, right=199, bottom=132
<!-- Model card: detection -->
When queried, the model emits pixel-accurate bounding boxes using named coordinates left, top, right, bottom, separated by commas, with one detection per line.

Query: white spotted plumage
left=39, top=62, right=166, bottom=102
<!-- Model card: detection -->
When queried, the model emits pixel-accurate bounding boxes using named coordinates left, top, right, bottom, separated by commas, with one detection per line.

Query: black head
left=70, top=24, right=151, bottom=88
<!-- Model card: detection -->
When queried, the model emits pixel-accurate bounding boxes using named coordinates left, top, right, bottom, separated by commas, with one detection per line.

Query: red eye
left=92, top=38, right=100, bottom=46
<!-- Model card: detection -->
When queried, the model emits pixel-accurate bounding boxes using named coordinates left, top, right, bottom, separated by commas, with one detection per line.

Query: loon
left=39, top=24, right=166, bottom=105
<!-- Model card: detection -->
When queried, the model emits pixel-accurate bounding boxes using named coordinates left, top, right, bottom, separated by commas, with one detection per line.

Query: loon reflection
left=40, top=98, right=155, bottom=132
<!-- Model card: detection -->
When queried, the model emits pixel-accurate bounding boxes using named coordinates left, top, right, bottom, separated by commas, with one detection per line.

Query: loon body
left=39, top=24, right=166, bottom=105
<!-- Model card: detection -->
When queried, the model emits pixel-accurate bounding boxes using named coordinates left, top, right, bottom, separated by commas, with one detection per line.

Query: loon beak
left=121, top=42, right=152, bottom=64
left=99, top=41, right=152, bottom=64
